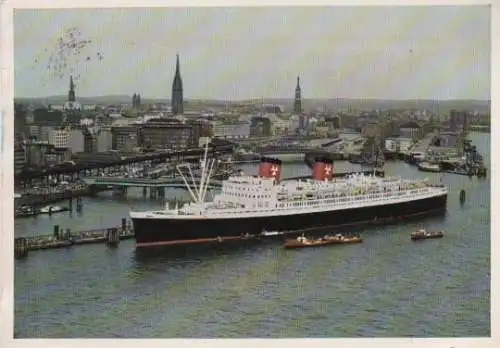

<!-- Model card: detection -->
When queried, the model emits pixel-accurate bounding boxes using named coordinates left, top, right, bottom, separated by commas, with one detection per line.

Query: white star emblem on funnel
left=324, top=165, right=332, bottom=175
left=270, top=165, right=279, bottom=177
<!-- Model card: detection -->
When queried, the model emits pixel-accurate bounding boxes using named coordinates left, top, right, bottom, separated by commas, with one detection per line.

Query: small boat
left=284, top=234, right=362, bottom=249
left=417, top=162, right=442, bottom=173
left=39, top=205, right=70, bottom=215
left=261, top=230, right=285, bottom=237
left=15, top=206, right=37, bottom=218
left=410, top=228, right=444, bottom=241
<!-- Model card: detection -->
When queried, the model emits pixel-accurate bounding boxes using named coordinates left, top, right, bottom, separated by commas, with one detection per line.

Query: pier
left=14, top=218, right=135, bottom=258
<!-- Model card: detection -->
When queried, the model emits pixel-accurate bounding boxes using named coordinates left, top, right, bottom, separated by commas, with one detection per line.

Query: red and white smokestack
left=259, top=157, right=282, bottom=183
left=269, top=158, right=282, bottom=183
left=323, top=158, right=334, bottom=181
left=259, top=157, right=272, bottom=178
left=312, top=156, right=334, bottom=181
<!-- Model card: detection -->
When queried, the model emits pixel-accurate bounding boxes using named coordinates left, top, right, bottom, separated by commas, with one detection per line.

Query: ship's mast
left=197, top=138, right=211, bottom=202
left=176, top=165, right=199, bottom=203
left=200, top=156, right=215, bottom=203
left=372, top=142, right=376, bottom=175
left=175, top=139, right=215, bottom=209
left=187, top=165, right=201, bottom=199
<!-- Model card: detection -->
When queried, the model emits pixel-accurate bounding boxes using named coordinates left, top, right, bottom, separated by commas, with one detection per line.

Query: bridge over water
left=18, top=142, right=234, bottom=180
left=247, top=143, right=315, bottom=154
left=82, top=176, right=223, bottom=189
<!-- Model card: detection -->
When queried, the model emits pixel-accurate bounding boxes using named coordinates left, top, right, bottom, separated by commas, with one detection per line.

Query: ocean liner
left=130, top=143, right=448, bottom=247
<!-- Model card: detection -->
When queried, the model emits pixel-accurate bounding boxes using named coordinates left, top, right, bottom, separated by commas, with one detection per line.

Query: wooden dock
left=14, top=218, right=134, bottom=258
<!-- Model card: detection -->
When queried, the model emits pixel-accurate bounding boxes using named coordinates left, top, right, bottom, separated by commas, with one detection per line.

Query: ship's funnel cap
left=259, top=156, right=282, bottom=181
left=312, top=156, right=334, bottom=181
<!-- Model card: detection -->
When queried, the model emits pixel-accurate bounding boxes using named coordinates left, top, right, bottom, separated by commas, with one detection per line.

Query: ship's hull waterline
left=132, top=193, right=448, bottom=247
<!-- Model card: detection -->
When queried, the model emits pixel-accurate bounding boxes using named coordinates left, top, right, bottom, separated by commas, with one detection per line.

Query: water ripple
left=14, top=133, right=490, bottom=337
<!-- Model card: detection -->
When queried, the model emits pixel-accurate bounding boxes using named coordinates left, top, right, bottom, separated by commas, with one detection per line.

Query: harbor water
left=14, top=133, right=490, bottom=337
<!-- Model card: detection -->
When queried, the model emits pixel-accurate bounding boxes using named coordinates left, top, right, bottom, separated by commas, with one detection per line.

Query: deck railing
left=181, top=186, right=447, bottom=216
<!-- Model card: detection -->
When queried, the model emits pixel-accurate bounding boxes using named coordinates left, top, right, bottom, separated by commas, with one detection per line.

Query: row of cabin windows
left=224, top=187, right=427, bottom=203
left=205, top=189, right=432, bottom=214
left=225, top=185, right=271, bottom=192
left=275, top=190, right=429, bottom=209
left=225, top=190, right=271, bottom=200
left=280, top=190, right=413, bottom=203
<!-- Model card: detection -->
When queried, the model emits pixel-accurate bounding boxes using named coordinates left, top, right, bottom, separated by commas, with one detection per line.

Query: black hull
left=132, top=194, right=448, bottom=246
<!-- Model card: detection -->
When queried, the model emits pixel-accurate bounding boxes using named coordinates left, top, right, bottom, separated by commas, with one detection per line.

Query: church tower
left=171, top=54, right=184, bottom=115
left=293, top=76, right=302, bottom=114
left=68, top=75, right=76, bottom=102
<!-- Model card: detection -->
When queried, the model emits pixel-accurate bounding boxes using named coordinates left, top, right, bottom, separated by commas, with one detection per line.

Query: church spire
left=68, top=75, right=76, bottom=102
left=171, top=53, right=184, bottom=115
left=293, top=75, right=302, bottom=113
left=175, top=53, right=181, bottom=74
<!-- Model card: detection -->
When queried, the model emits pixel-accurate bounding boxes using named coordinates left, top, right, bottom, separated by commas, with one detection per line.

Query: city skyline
left=14, top=6, right=490, bottom=101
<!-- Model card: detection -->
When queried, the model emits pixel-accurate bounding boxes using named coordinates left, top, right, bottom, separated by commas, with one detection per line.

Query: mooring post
left=14, top=237, right=28, bottom=259
left=105, top=228, right=120, bottom=246
left=459, top=189, right=466, bottom=204
left=76, top=198, right=83, bottom=212
left=53, top=225, right=60, bottom=240
left=121, top=218, right=126, bottom=235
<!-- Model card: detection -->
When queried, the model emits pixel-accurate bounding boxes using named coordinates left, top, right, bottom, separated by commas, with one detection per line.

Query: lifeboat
left=284, top=234, right=363, bottom=249
left=410, top=228, right=444, bottom=241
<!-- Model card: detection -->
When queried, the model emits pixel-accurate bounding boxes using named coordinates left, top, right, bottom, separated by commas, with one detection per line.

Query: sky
left=13, top=6, right=490, bottom=100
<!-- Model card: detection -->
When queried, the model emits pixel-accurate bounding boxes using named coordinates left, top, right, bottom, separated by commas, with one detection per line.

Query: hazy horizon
left=14, top=6, right=490, bottom=101
left=14, top=95, right=491, bottom=102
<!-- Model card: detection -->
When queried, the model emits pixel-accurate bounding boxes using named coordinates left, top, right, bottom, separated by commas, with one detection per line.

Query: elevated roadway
left=18, top=143, right=234, bottom=180
left=82, top=176, right=223, bottom=189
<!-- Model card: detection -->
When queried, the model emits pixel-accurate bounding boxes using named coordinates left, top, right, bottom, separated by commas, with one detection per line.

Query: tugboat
left=410, top=228, right=444, bottom=241
left=284, top=233, right=363, bottom=249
